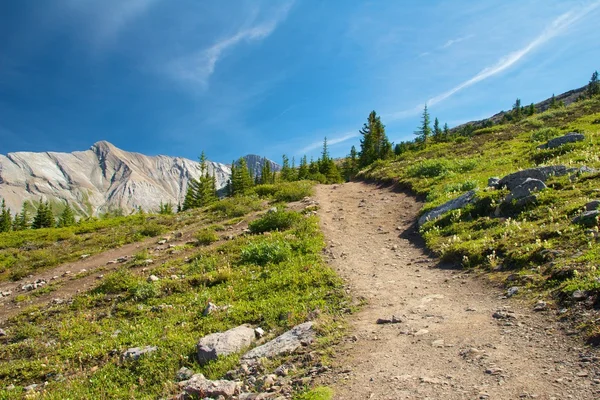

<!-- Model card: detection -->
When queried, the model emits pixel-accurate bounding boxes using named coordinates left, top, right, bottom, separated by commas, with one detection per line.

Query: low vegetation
left=0, top=181, right=349, bottom=398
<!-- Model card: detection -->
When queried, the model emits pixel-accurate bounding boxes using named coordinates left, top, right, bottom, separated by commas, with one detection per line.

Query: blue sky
left=1, top=1, right=599, bottom=164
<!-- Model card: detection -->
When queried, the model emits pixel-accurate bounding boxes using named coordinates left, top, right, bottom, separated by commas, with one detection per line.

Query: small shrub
left=196, top=229, right=219, bottom=245
left=444, top=180, right=478, bottom=193
left=530, top=127, right=560, bottom=142
left=138, top=222, right=165, bottom=237
left=240, top=239, right=291, bottom=265
left=254, top=181, right=314, bottom=202
left=210, top=197, right=262, bottom=218
left=249, top=210, right=301, bottom=233
left=130, top=282, right=159, bottom=301
left=95, top=269, right=138, bottom=295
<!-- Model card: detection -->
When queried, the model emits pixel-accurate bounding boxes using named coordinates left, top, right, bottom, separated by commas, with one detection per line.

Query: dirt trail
left=315, top=182, right=599, bottom=400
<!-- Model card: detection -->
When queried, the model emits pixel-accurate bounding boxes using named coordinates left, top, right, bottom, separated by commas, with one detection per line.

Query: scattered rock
left=148, top=275, right=160, bottom=282
left=506, top=286, right=520, bottom=298
left=376, top=316, right=403, bottom=324
left=585, top=200, right=600, bottom=211
left=157, top=239, right=167, bottom=245
left=80, top=254, right=90, bottom=259
left=485, top=366, right=504, bottom=375
left=533, top=300, right=547, bottom=312
left=572, top=290, right=586, bottom=301
left=537, top=132, right=584, bottom=149
left=418, top=190, right=477, bottom=227
left=117, top=256, right=128, bottom=263
left=268, top=207, right=278, bottom=213
left=254, top=327, right=265, bottom=338
left=176, top=367, right=195, bottom=382
left=498, top=166, right=568, bottom=190
left=505, top=178, right=546, bottom=202
left=488, top=177, right=501, bottom=188
left=572, top=210, right=599, bottom=227
left=242, top=322, right=315, bottom=360
left=432, top=339, right=445, bottom=348
left=122, top=345, right=158, bottom=360
left=24, top=384, right=38, bottom=392
left=179, top=373, right=240, bottom=399
left=0, top=328, right=6, bottom=336
left=197, top=324, right=256, bottom=366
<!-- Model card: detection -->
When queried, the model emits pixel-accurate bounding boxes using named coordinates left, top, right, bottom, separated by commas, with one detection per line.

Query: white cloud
left=440, top=35, right=473, bottom=49
left=390, top=2, right=600, bottom=120
left=169, top=2, right=294, bottom=89
left=299, top=132, right=359, bottom=154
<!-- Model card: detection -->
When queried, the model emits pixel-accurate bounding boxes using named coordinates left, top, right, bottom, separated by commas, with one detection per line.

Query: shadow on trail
left=357, top=178, right=463, bottom=271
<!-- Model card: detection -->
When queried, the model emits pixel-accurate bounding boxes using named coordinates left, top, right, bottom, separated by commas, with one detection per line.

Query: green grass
left=0, top=194, right=348, bottom=399
left=362, top=96, right=600, bottom=325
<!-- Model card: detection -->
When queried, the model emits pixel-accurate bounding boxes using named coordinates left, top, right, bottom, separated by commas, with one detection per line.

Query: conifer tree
left=549, top=94, right=558, bottom=109
left=0, top=199, right=11, bottom=232
left=342, top=145, right=359, bottom=181
left=158, top=201, right=174, bottom=215
left=182, top=152, right=218, bottom=209
left=280, top=155, right=292, bottom=181
left=587, top=71, right=599, bottom=98
left=414, top=105, right=432, bottom=146
left=359, top=111, right=392, bottom=167
left=58, top=202, right=76, bottom=227
left=13, top=204, right=31, bottom=231
left=297, top=155, right=309, bottom=180
left=442, top=123, right=450, bottom=141
left=512, top=98, right=522, bottom=120
left=433, top=117, right=442, bottom=142
left=230, top=158, right=254, bottom=195
left=32, top=200, right=54, bottom=229
left=260, top=158, right=272, bottom=184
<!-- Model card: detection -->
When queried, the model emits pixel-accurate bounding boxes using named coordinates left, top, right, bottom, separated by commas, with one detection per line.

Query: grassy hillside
left=362, top=96, right=600, bottom=341
left=0, top=182, right=348, bottom=399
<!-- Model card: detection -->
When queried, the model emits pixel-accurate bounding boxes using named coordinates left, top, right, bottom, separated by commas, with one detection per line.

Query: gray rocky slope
left=0, top=141, right=276, bottom=216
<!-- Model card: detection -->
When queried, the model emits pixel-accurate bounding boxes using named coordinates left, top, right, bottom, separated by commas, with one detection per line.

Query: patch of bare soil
left=315, top=182, right=599, bottom=400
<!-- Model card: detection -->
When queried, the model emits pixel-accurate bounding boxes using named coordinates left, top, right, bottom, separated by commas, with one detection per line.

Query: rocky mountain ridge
left=0, top=141, right=278, bottom=216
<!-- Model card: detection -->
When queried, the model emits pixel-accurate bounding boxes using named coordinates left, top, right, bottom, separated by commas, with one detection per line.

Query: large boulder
left=197, top=324, right=256, bottom=365
left=498, top=166, right=568, bottom=190
left=504, top=178, right=547, bottom=203
left=417, top=190, right=477, bottom=227
left=179, top=374, right=240, bottom=399
left=242, top=322, right=315, bottom=360
left=537, top=132, right=584, bottom=149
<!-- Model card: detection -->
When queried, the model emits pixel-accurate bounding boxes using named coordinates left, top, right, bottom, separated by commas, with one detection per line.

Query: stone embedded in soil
left=122, top=345, right=157, bottom=360
left=242, top=322, right=315, bottom=360
left=179, top=373, right=240, bottom=399
left=376, top=316, right=403, bottom=324
left=197, top=324, right=256, bottom=365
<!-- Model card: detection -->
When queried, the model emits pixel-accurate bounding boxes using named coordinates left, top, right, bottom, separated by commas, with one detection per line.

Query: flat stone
left=505, top=178, right=546, bottom=202
left=585, top=200, right=600, bottom=211
left=572, top=210, right=599, bottom=227
left=197, top=324, right=256, bottom=365
left=418, top=190, right=477, bottom=227
left=242, top=322, right=315, bottom=360
left=506, top=286, right=520, bottom=298
left=572, top=290, right=586, bottom=301
left=176, top=367, right=195, bottom=382
left=122, top=345, right=157, bottom=360
left=180, top=373, right=240, bottom=399
left=147, top=275, right=160, bottom=282
left=537, top=132, right=584, bottom=149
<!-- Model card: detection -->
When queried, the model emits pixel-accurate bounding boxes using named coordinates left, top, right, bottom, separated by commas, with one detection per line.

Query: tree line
left=0, top=198, right=76, bottom=232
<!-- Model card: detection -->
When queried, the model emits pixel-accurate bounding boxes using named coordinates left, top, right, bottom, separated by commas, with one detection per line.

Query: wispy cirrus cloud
left=440, top=34, right=473, bottom=49
left=299, top=131, right=359, bottom=154
left=169, top=2, right=294, bottom=89
left=389, top=2, right=600, bottom=120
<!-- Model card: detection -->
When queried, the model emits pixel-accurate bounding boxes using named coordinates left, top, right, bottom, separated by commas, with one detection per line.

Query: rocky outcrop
left=572, top=210, right=599, bottom=227
left=504, top=178, right=546, bottom=203
left=197, top=325, right=256, bottom=365
left=497, top=166, right=568, bottom=190
left=0, top=141, right=279, bottom=216
left=417, top=191, right=477, bottom=227
left=242, top=322, right=315, bottom=360
left=537, top=132, right=584, bottom=149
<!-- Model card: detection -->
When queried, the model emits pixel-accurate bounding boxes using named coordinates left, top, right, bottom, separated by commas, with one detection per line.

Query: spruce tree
left=0, top=199, right=11, bottom=232
left=260, top=158, right=272, bottom=184
left=414, top=105, right=432, bottom=146
left=297, top=155, right=309, bottom=180
left=359, top=111, right=392, bottom=167
left=587, top=71, right=599, bottom=98
left=342, top=145, right=359, bottom=181
left=230, top=158, right=254, bottom=195
left=280, top=155, right=292, bottom=181
left=549, top=94, right=558, bottom=109
left=58, top=202, right=76, bottom=227
left=512, top=98, right=522, bottom=120
left=433, top=117, right=442, bottom=142
left=14, top=204, right=31, bottom=230
left=442, top=123, right=450, bottom=141
left=32, top=200, right=54, bottom=229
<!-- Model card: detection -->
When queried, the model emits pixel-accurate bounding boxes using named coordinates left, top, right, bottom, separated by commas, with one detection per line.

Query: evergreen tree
left=342, top=145, right=359, bottom=181
left=432, top=117, right=442, bottom=142
left=512, top=98, right=522, bottom=120
left=32, top=200, right=54, bottom=229
left=527, top=103, right=535, bottom=116
left=297, top=155, right=309, bottom=180
left=182, top=178, right=200, bottom=210
left=158, top=201, right=174, bottom=215
left=260, top=158, right=272, bottom=184
left=182, top=152, right=218, bottom=209
left=0, top=199, right=11, bottom=233
left=280, top=155, right=292, bottom=181
left=414, top=105, right=432, bottom=146
left=230, top=158, right=254, bottom=195
left=358, top=111, right=393, bottom=167
left=58, top=202, right=76, bottom=227
left=394, top=142, right=408, bottom=156
left=442, top=123, right=450, bottom=141
left=587, top=71, right=599, bottom=98
left=549, top=94, right=558, bottom=109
